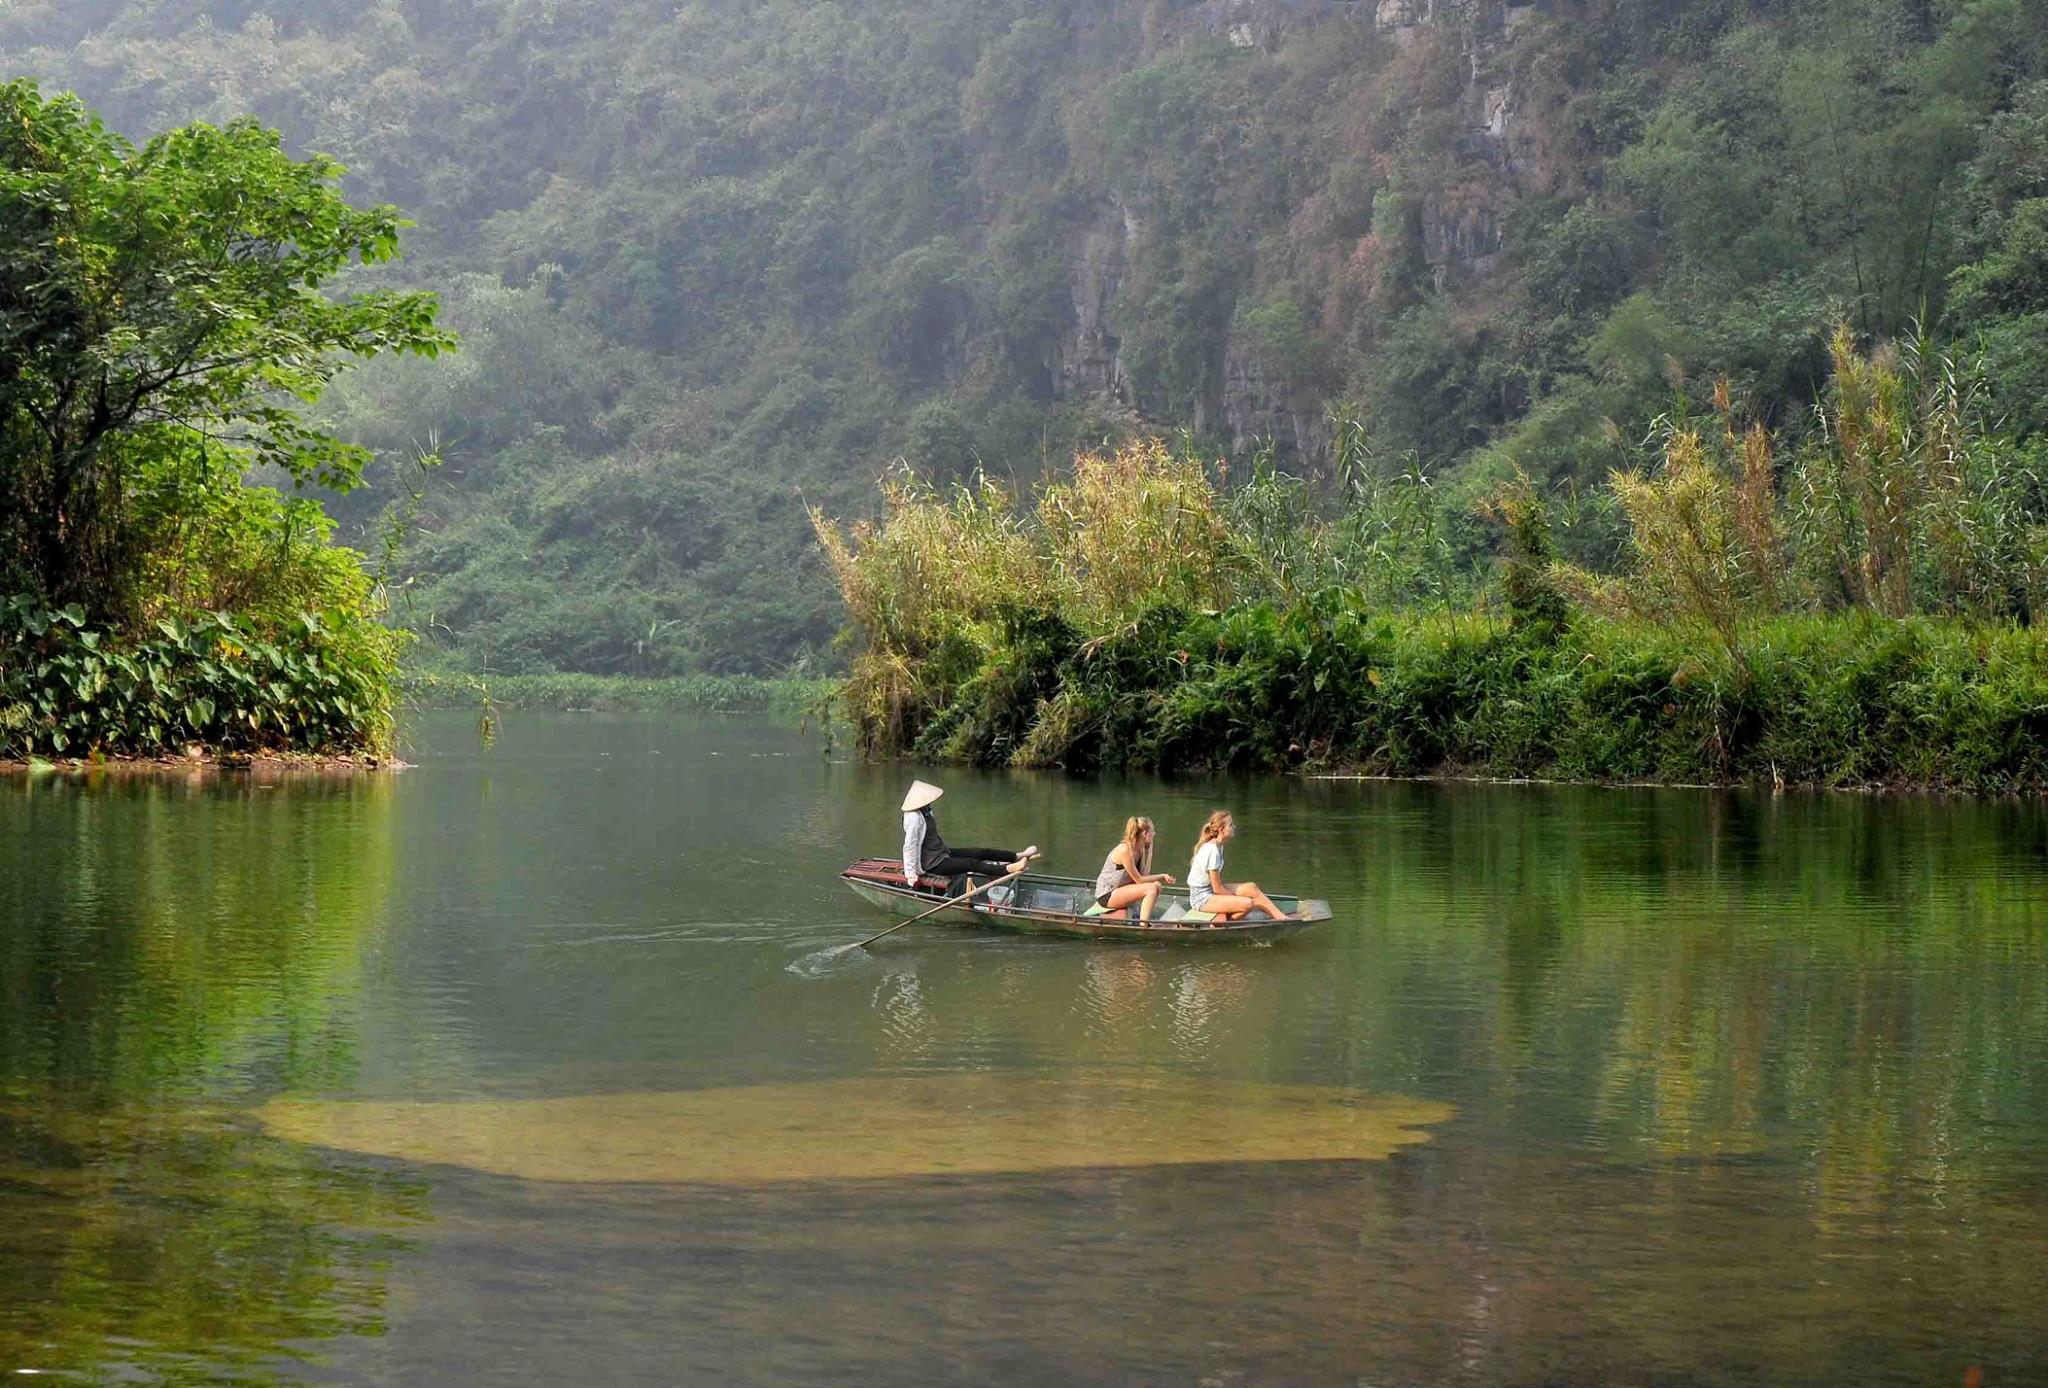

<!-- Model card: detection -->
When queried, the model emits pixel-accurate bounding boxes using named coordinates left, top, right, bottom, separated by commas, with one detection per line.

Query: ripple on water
left=257, top=1074, right=1454, bottom=1185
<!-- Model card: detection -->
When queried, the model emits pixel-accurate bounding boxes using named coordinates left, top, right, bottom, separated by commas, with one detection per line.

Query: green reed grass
left=814, top=340, right=2048, bottom=790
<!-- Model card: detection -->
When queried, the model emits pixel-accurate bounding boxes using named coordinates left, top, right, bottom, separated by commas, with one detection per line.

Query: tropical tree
left=0, top=79, right=451, bottom=622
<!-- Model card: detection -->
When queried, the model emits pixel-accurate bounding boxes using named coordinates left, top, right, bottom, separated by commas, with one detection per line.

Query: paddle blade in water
left=785, top=943, right=868, bottom=978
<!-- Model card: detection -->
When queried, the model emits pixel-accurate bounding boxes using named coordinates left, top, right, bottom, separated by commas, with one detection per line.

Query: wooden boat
left=839, top=858, right=1331, bottom=944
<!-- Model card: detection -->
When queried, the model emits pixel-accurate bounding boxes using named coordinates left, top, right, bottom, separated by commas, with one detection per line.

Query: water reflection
left=0, top=1101, right=423, bottom=1385
left=872, top=965, right=934, bottom=1063
left=0, top=772, right=409, bottom=1384
left=0, top=773, right=395, bottom=1101
left=2, top=716, right=2047, bottom=1385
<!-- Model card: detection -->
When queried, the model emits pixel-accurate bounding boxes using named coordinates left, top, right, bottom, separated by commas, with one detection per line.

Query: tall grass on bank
left=1573, top=329, right=2048, bottom=645
left=814, top=331, right=2048, bottom=790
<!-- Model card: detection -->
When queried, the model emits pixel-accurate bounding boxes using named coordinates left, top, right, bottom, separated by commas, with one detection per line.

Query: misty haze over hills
left=7, top=0, right=2043, bottom=673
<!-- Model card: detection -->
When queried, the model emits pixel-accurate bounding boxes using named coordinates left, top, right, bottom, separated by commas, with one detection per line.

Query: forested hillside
left=7, top=0, right=2043, bottom=675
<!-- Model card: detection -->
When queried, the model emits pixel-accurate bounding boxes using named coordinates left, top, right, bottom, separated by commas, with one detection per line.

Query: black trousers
left=924, top=847, right=1018, bottom=878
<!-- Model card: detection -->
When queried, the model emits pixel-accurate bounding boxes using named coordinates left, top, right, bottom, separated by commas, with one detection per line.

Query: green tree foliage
left=6, top=2, right=2043, bottom=673
left=1946, top=78, right=2048, bottom=436
left=0, top=82, right=450, bottom=756
left=0, top=80, right=448, bottom=621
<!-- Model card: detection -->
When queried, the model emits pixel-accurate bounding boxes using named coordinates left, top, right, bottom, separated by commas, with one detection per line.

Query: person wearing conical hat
left=900, top=780, right=1035, bottom=886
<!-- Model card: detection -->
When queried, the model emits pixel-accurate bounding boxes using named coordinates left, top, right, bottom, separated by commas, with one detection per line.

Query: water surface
left=3, top=711, right=2046, bottom=1384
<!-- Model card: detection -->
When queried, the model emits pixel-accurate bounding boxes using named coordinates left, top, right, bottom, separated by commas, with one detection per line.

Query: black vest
left=917, top=807, right=949, bottom=870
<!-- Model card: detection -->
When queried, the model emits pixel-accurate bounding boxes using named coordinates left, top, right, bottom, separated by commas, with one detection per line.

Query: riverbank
left=1, top=749, right=403, bottom=776
left=829, top=602, right=2048, bottom=794
left=404, top=671, right=832, bottom=714
left=813, top=406, right=2048, bottom=796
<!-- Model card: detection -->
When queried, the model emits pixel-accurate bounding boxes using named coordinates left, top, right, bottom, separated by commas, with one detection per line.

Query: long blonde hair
left=1194, top=810, right=1233, bottom=852
left=1120, top=816, right=1154, bottom=876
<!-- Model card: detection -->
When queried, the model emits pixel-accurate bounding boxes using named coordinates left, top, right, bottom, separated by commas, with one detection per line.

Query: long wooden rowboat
left=840, top=858, right=1330, bottom=944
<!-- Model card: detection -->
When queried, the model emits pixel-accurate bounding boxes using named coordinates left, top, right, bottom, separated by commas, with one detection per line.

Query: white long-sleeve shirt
left=902, top=810, right=927, bottom=881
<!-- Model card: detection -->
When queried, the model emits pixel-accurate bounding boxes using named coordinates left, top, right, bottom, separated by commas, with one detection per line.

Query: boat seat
left=1082, top=903, right=1108, bottom=917
left=1181, top=909, right=1216, bottom=923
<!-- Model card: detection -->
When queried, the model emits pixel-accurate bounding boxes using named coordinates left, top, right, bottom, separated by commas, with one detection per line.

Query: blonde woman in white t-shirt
left=1187, top=810, right=1289, bottom=925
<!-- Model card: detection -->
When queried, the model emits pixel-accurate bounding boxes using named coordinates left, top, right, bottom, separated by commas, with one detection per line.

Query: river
left=3, top=711, right=2046, bottom=1384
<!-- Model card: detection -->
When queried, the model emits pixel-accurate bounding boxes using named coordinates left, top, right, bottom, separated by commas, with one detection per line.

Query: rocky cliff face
left=1058, top=201, right=1135, bottom=409
left=1052, top=0, right=1564, bottom=460
left=1220, top=340, right=1334, bottom=461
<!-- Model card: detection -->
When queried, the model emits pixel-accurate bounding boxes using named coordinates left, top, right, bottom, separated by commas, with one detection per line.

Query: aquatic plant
left=1790, top=326, right=2048, bottom=622
left=0, top=599, right=400, bottom=760
left=1037, top=438, right=1243, bottom=625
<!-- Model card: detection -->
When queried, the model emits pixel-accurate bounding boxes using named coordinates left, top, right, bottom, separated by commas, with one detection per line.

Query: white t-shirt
left=1189, top=840, right=1224, bottom=907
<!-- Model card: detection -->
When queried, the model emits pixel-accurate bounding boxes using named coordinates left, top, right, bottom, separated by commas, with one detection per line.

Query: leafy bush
left=817, top=413, right=2048, bottom=791
left=0, top=600, right=400, bottom=760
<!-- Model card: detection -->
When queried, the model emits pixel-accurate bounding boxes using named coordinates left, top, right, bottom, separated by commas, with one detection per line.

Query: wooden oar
left=852, top=854, right=1040, bottom=950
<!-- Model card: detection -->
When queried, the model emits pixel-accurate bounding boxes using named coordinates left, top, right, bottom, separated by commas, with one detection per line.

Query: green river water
left=3, top=711, right=2046, bottom=1385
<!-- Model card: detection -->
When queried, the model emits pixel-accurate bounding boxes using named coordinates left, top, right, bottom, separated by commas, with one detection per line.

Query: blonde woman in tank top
left=1093, top=816, right=1175, bottom=923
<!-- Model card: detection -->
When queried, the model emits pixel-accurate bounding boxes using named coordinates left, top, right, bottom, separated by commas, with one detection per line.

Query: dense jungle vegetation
left=7, top=0, right=2043, bottom=683
left=815, top=324, right=2048, bottom=788
left=0, top=80, right=447, bottom=759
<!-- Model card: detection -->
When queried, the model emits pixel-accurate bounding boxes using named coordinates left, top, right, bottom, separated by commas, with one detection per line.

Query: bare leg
left=1103, top=881, right=1163, bottom=922
left=1199, top=893, right=1258, bottom=924
left=1230, top=881, right=1289, bottom=920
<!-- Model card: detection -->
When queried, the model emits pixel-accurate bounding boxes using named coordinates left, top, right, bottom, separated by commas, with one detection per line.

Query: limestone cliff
left=1054, top=0, right=1572, bottom=459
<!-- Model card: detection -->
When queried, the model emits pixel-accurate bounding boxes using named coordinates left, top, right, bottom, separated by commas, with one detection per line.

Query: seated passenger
left=900, top=781, right=1034, bottom=887
left=1187, top=810, right=1290, bottom=924
left=1093, top=816, right=1176, bottom=924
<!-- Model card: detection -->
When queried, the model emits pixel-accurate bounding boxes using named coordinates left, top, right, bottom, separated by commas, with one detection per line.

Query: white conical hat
left=901, top=780, right=944, bottom=812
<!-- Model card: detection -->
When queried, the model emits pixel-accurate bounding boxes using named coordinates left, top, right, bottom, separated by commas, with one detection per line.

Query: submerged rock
left=260, top=1074, right=1453, bottom=1185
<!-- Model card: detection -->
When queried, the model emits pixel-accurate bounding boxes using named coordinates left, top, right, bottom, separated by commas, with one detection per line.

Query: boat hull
left=841, top=862, right=1330, bottom=945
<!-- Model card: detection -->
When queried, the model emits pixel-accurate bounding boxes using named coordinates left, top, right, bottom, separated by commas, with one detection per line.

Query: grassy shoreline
left=840, top=603, right=2048, bottom=794
left=809, top=397, right=2048, bottom=797
left=402, top=671, right=832, bottom=714
left=1, top=749, right=401, bottom=775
